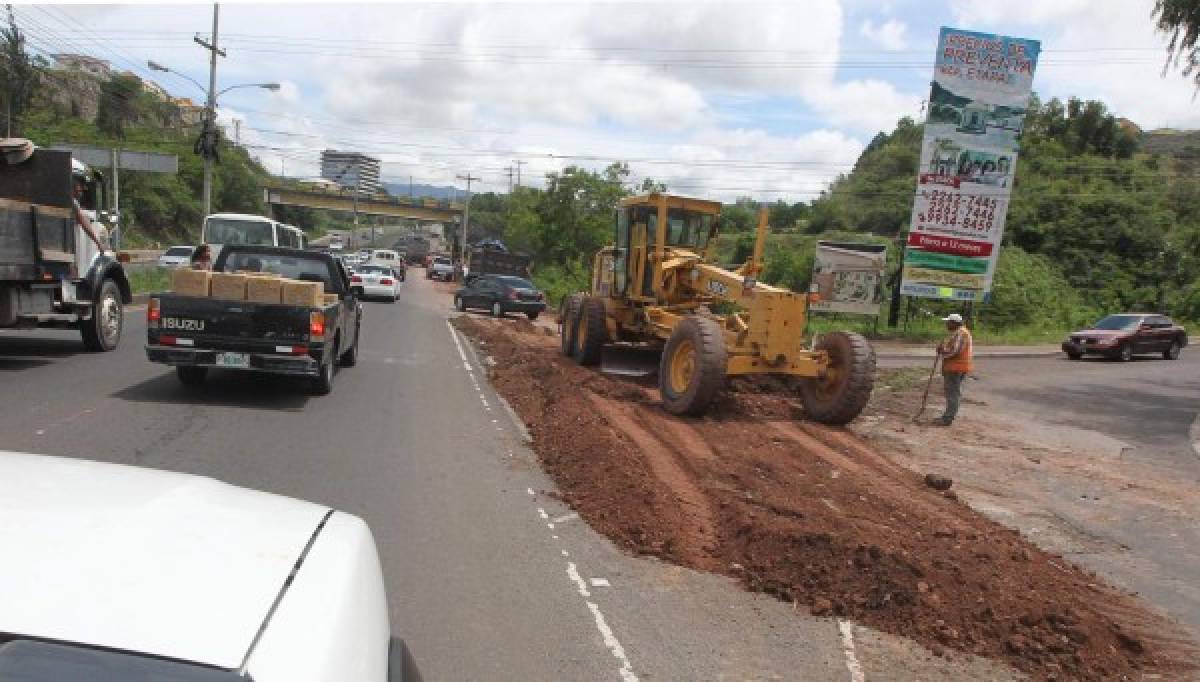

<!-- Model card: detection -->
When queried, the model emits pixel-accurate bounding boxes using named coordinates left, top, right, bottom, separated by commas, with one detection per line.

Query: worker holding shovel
left=935, top=313, right=973, bottom=426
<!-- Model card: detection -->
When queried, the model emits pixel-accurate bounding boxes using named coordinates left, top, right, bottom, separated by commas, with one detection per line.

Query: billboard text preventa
left=900, top=27, right=1040, bottom=301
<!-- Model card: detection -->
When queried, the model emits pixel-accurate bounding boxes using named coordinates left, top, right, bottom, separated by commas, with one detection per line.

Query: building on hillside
left=320, top=150, right=382, bottom=194
left=123, top=71, right=169, bottom=99
left=52, top=54, right=113, bottom=79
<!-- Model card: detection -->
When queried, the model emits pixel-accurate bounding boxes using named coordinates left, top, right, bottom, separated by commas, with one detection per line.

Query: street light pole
left=197, top=3, right=223, bottom=216
left=456, top=173, right=478, bottom=272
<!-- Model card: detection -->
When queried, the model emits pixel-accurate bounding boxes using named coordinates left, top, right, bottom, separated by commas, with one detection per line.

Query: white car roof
left=206, top=213, right=274, bottom=223
left=0, top=452, right=330, bottom=670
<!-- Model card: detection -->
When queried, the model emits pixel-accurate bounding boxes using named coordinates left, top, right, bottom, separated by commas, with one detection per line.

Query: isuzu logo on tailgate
left=162, top=318, right=205, bottom=331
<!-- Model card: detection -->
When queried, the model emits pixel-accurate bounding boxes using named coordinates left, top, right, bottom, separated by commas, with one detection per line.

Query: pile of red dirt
left=455, top=316, right=1197, bottom=680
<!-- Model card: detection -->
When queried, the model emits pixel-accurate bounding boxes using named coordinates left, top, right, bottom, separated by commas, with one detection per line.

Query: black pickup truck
left=145, top=245, right=362, bottom=394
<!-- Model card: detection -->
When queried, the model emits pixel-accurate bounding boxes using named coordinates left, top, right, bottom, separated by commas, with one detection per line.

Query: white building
left=320, top=150, right=382, bottom=194
left=52, top=54, right=113, bottom=79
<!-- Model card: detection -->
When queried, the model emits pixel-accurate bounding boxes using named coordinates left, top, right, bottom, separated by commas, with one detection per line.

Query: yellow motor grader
left=559, top=193, right=875, bottom=424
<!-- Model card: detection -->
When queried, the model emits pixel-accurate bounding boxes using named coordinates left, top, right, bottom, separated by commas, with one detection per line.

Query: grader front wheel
left=559, top=294, right=584, bottom=357
left=659, top=316, right=728, bottom=416
left=798, top=331, right=876, bottom=425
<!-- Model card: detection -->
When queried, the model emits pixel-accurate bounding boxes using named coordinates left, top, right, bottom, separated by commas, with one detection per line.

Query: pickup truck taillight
left=350, top=275, right=362, bottom=283
left=310, top=311, right=326, bottom=339
left=147, top=297, right=161, bottom=327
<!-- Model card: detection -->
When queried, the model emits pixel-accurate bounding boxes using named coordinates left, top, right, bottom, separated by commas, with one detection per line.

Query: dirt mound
left=454, top=316, right=1197, bottom=680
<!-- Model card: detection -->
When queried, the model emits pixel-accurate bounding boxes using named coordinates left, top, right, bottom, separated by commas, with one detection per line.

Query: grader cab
left=559, top=193, right=874, bottom=425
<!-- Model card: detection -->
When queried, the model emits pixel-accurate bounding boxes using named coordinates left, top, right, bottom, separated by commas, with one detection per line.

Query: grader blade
left=599, top=345, right=660, bottom=377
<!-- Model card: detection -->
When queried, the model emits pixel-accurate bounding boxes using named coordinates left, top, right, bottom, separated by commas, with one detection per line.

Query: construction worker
left=935, top=313, right=973, bottom=426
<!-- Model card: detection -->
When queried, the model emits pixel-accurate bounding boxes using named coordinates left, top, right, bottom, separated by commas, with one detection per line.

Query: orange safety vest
left=942, top=327, right=973, bottom=373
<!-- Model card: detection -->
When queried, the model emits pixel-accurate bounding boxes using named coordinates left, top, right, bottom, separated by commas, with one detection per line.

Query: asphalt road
left=2, top=276, right=973, bottom=681
left=881, top=349, right=1200, bottom=635
left=881, top=349, right=1200, bottom=472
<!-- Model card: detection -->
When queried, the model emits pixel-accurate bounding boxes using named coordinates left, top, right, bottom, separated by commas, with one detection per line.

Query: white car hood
left=0, top=452, right=329, bottom=670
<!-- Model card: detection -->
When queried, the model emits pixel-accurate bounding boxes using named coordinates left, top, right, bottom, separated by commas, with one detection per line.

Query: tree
left=0, top=5, right=37, bottom=136
left=96, top=72, right=141, bottom=138
left=1155, top=0, right=1200, bottom=88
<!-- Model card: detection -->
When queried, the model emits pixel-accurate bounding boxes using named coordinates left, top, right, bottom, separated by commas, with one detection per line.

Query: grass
left=127, top=266, right=172, bottom=295
left=805, top=313, right=1071, bottom=345
left=876, top=367, right=935, bottom=392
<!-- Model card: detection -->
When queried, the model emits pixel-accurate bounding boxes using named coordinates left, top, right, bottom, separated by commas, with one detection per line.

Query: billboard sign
left=900, top=27, right=1040, bottom=301
left=810, top=241, right=888, bottom=315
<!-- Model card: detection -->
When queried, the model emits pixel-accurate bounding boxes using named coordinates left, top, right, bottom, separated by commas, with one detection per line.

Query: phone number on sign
left=916, top=190, right=1001, bottom=233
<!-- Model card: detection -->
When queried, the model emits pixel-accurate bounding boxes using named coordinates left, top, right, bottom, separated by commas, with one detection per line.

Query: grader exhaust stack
left=559, top=193, right=875, bottom=425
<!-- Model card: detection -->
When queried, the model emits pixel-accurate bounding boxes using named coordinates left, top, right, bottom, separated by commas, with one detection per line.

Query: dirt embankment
left=454, top=316, right=1197, bottom=680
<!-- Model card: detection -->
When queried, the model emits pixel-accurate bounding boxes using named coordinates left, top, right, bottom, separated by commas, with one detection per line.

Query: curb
left=875, top=350, right=1061, bottom=359
left=495, top=391, right=534, bottom=445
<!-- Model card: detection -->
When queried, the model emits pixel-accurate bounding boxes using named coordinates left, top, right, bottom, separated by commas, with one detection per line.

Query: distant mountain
left=382, top=182, right=461, bottom=200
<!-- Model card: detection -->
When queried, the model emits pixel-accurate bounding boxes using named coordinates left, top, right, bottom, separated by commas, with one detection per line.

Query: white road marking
left=552, top=512, right=578, bottom=524
left=838, top=620, right=866, bottom=682
left=445, top=321, right=473, bottom=372
left=527, top=488, right=535, bottom=496
left=547, top=523, right=555, bottom=529
left=561, top=549, right=569, bottom=557
left=566, top=562, right=591, bottom=597
left=586, top=601, right=639, bottom=682
left=537, top=508, right=549, bottom=520
left=590, top=578, right=611, bottom=588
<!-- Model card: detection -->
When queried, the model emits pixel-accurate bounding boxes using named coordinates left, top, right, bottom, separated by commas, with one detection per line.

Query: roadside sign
left=810, top=241, right=887, bottom=315
left=50, top=146, right=178, bottom=174
left=900, top=27, right=1040, bottom=302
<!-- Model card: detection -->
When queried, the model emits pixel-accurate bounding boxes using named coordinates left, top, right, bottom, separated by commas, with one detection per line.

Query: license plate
left=215, top=352, right=250, bottom=368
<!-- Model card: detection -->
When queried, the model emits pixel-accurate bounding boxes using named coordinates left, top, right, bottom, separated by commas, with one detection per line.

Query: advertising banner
left=900, top=27, right=1040, bottom=301
left=810, top=241, right=888, bottom=315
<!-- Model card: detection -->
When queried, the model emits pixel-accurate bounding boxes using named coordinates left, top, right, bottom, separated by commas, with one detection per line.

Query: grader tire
left=798, top=331, right=875, bottom=425
left=572, top=297, right=608, bottom=366
left=659, top=316, right=727, bottom=416
left=559, top=294, right=584, bottom=357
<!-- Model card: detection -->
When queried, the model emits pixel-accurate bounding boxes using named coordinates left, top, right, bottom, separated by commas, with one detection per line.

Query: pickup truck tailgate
left=157, top=296, right=312, bottom=343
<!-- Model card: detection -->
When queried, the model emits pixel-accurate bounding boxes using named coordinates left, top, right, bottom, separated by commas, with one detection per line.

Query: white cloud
left=804, top=79, right=923, bottom=133
left=953, top=0, right=1200, bottom=128
left=860, top=19, right=909, bottom=51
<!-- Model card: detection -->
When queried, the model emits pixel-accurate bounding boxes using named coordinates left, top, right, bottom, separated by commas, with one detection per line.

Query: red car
left=1062, top=313, right=1187, bottom=361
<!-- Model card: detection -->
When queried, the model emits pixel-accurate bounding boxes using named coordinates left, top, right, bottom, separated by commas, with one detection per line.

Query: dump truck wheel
left=798, top=331, right=875, bottom=425
left=659, top=316, right=727, bottom=416
left=559, top=294, right=583, bottom=357
left=572, top=297, right=607, bottom=366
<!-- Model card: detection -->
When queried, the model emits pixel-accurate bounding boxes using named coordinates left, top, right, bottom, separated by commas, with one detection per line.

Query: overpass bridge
left=262, top=183, right=463, bottom=223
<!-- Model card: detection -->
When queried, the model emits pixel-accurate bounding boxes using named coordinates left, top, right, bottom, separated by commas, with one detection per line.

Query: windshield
left=496, top=276, right=535, bottom=289
left=204, top=218, right=274, bottom=246
left=358, top=265, right=391, bottom=274
left=164, top=246, right=194, bottom=257
left=434, top=257, right=451, bottom=265
left=665, top=209, right=714, bottom=249
left=1092, top=315, right=1141, bottom=331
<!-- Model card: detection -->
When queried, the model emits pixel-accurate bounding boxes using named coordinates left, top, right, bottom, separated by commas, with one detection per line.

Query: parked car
left=157, top=245, right=196, bottom=268
left=454, top=274, right=546, bottom=320
left=351, top=264, right=402, bottom=302
left=428, top=256, right=455, bottom=281
left=0, top=450, right=419, bottom=682
left=1062, top=313, right=1187, bottom=361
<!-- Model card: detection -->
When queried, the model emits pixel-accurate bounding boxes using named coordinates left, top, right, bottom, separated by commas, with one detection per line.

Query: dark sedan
left=1062, top=313, right=1187, bottom=361
left=454, top=275, right=546, bottom=320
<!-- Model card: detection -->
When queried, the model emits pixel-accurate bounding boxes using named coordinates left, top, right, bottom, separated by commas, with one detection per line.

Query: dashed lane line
left=838, top=620, right=866, bottom=682
left=452, top=316, right=639, bottom=682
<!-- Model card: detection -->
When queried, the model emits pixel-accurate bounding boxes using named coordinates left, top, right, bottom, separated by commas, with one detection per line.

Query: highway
left=0, top=274, right=999, bottom=681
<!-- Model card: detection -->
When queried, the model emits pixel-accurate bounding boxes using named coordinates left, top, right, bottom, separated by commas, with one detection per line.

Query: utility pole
left=506, top=165, right=514, bottom=194
left=513, top=159, right=527, bottom=187
left=110, top=148, right=121, bottom=249
left=233, top=118, right=241, bottom=145
left=195, top=2, right=225, bottom=216
left=455, top=173, right=478, bottom=273
left=408, top=175, right=413, bottom=198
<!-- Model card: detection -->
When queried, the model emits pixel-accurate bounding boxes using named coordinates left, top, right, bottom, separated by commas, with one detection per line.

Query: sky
left=15, top=1, right=1200, bottom=201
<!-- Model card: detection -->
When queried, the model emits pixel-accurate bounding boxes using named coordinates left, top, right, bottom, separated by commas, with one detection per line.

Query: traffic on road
left=4, top=4, right=1200, bottom=681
